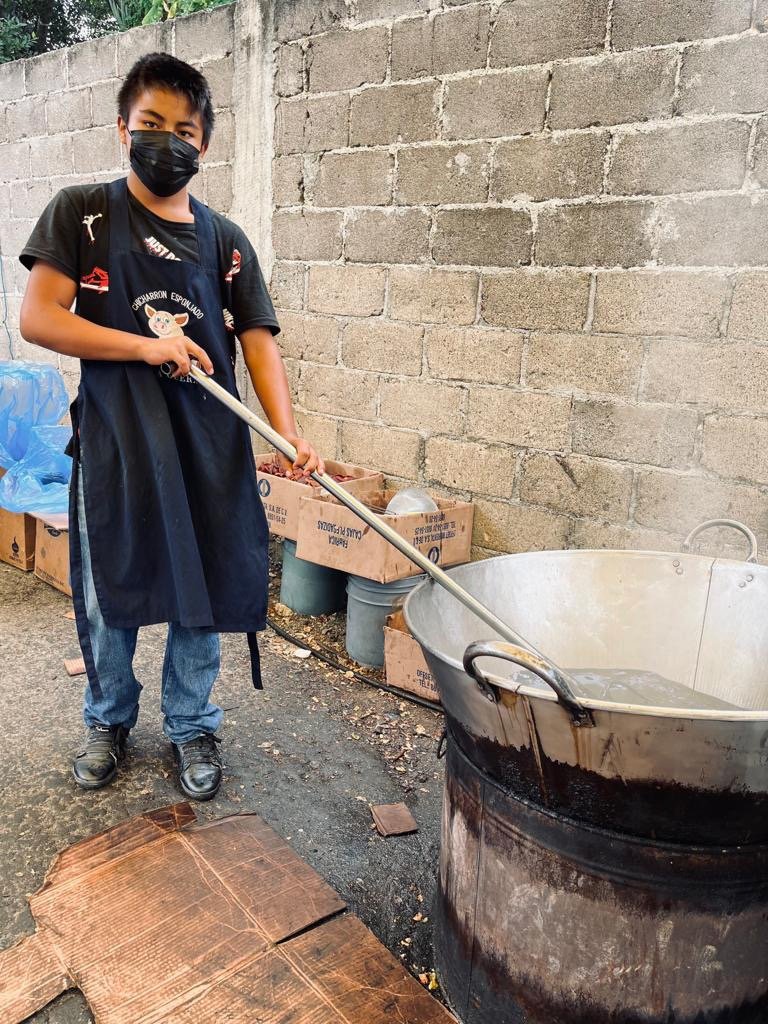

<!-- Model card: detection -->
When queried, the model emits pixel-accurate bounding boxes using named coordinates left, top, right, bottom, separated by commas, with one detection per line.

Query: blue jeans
left=76, top=465, right=223, bottom=744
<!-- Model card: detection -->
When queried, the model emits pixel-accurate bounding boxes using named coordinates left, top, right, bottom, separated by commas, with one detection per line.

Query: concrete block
left=702, top=414, right=768, bottom=482
left=25, top=49, right=66, bottom=96
left=609, top=120, right=750, bottom=197
left=432, top=207, right=532, bottom=267
left=635, top=469, right=768, bottom=534
left=729, top=271, right=768, bottom=341
left=490, top=0, right=608, bottom=66
left=205, top=108, right=234, bottom=164
left=204, top=162, right=233, bottom=212
left=299, top=363, right=379, bottom=420
left=307, top=264, right=386, bottom=315
left=275, top=94, right=349, bottom=154
left=643, top=339, right=768, bottom=414
left=277, top=43, right=304, bottom=97
left=752, top=116, right=768, bottom=189
left=0, top=60, right=25, bottom=102
left=593, top=270, right=728, bottom=337
left=350, top=82, right=439, bottom=146
left=270, top=262, right=305, bottom=310
left=380, top=377, right=464, bottom=433
left=339, top=420, right=421, bottom=478
left=527, top=332, right=643, bottom=398
left=389, top=267, right=478, bottom=324
left=396, top=142, right=490, bottom=205
left=537, top=200, right=655, bottom=268
left=295, top=410, right=339, bottom=457
left=612, top=0, right=751, bottom=49
left=6, top=96, right=47, bottom=140
left=656, top=195, right=768, bottom=267
left=473, top=499, right=571, bottom=553
left=426, top=326, right=523, bottom=385
left=520, top=453, right=632, bottom=518
left=273, top=209, right=343, bottom=260
left=391, top=6, right=491, bottom=80
left=91, top=80, right=120, bottom=128
left=275, top=0, right=348, bottom=43
left=11, top=178, right=51, bottom=220
left=355, top=0, right=436, bottom=20
left=679, top=35, right=768, bottom=116
left=275, top=310, right=339, bottom=363
left=467, top=387, right=571, bottom=450
left=426, top=437, right=515, bottom=499
left=307, top=26, right=388, bottom=93
left=68, top=35, right=117, bottom=87
left=116, top=22, right=171, bottom=73
left=1, top=218, right=36, bottom=256
left=342, top=320, right=424, bottom=374
left=46, top=88, right=92, bottom=135
left=550, top=50, right=677, bottom=129
left=29, top=136, right=73, bottom=180
left=203, top=56, right=235, bottom=108
left=443, top=68, right=548, bottom=140
left=174, top=4, right=235, bottom=62
left=313, top=149, right=393, bottom=206
left=491, top=132, right=607, bottom=201
left=569, top=518, right=678, bottom=552
left=481, top=269, right=590, bottom=331
left=73, top=126, right=120, bottom=174
left=345, top=207, right=431, bottom=263
left=273, top=154, right=303, bottom=207
left=572, top=400, right=697, bottom=468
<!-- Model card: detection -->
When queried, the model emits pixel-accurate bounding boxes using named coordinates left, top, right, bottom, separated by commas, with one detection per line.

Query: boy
left=18, top=52, right=323, bottom=801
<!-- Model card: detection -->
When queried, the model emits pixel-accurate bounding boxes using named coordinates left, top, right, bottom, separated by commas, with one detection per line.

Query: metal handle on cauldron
left=463, top=641, right=593, bottom=726
left=682, top=519, right=758, bottom=564
left=186, top=365, right=591, bottom=721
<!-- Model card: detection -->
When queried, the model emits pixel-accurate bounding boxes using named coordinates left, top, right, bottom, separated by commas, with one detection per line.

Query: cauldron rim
left=403, top=547, right=768, bottom=724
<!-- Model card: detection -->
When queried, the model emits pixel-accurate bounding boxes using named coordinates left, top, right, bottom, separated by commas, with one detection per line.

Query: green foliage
left=0, top=0, right=232, bottom=62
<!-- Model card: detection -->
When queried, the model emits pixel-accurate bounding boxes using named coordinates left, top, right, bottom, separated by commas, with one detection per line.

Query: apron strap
left=246, top=632, right=263, bottom=690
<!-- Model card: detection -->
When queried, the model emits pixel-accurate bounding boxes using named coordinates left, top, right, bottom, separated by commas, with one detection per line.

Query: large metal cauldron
left=404, top=542, right=768, bottom=1024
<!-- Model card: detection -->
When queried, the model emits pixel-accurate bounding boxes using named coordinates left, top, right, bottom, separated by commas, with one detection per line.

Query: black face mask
left=128, top=129, right=200, bottom=198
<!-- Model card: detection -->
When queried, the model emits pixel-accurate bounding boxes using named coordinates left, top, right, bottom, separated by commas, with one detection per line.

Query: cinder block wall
left=0, top=5, right=236, bottom=394
left=270, top=0, right=768, bottom=559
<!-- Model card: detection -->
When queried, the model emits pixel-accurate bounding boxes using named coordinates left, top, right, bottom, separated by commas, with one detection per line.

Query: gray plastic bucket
left=346, top=572, right=427, bottom=668
left=279, top=539, right=348, bottom=615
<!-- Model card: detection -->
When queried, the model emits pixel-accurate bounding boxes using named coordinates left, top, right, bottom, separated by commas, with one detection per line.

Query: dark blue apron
left=68, top=177, right=267, bottom=695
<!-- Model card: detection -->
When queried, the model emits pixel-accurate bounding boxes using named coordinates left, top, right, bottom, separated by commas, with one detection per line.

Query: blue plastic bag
left=0, top=362, right=69, bottom=468
left=0, top=425, right=72, bottom=514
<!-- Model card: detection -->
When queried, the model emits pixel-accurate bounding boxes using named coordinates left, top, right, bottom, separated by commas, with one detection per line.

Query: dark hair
left=117, top=52, right=215, bottom=146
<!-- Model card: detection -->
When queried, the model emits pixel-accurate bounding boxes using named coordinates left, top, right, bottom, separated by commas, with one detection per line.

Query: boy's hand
left=138, top=335, right=214, bottom=378
left=278, top=436, right=325, bottom=480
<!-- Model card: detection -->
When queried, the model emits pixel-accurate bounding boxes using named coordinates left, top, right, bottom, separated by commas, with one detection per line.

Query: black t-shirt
left=19, top=180, right=280, bottom=339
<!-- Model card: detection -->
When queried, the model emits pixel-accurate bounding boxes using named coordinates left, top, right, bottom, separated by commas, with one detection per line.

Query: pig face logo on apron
left=144, top=304, right=194, bottom=383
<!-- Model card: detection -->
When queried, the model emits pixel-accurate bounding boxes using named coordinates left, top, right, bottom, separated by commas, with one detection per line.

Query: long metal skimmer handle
left=189, top=365, right=587, bottom=713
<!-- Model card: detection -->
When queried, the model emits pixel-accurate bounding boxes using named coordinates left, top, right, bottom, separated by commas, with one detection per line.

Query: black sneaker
left=73, top=725, right=129, bottom=790
left=173, top=733, right=223, bottom=801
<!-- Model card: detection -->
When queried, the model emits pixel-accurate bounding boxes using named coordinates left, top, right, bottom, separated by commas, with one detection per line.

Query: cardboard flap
left=0, top=930, right=73, bottom=1024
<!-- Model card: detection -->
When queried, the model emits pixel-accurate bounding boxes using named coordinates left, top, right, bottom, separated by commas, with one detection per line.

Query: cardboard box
left=296, top=489, right=474, bottom=583
left=256, top=454, right=383, bottom=541
left=384, top=610, right=441, bottom=704
left=0, top=506, right=36, bottom=571
left=34, top=512, right=72, bottom=597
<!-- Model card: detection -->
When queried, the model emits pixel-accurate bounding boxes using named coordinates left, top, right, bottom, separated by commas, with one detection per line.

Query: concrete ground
left=0, top=559, right=446, bottom=1023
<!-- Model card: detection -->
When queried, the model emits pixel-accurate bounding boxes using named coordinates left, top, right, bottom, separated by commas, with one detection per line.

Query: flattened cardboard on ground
left=0, top=802, right=456, bottom=1024
left=0, top=507, right=36, bottom=571
left=385, top=610, right=441, bottom=704
left=256, top=453, right=384, bottom=541
left=296, top=489, right=474, bottom=583
left=370, top=802, right=419, bottom=837
left=33, top=512, right=71, bottom=597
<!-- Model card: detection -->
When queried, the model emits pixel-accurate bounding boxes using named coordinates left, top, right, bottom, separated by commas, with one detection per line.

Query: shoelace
left=178, top=734, right=221, bottom=769
left=80, top=726, right=120, bottom=760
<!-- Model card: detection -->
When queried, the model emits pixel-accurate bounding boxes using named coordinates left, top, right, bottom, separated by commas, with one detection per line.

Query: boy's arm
left=20, top=261, right=214, bottom=378
left=239, top=326, right=324, bottom=478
